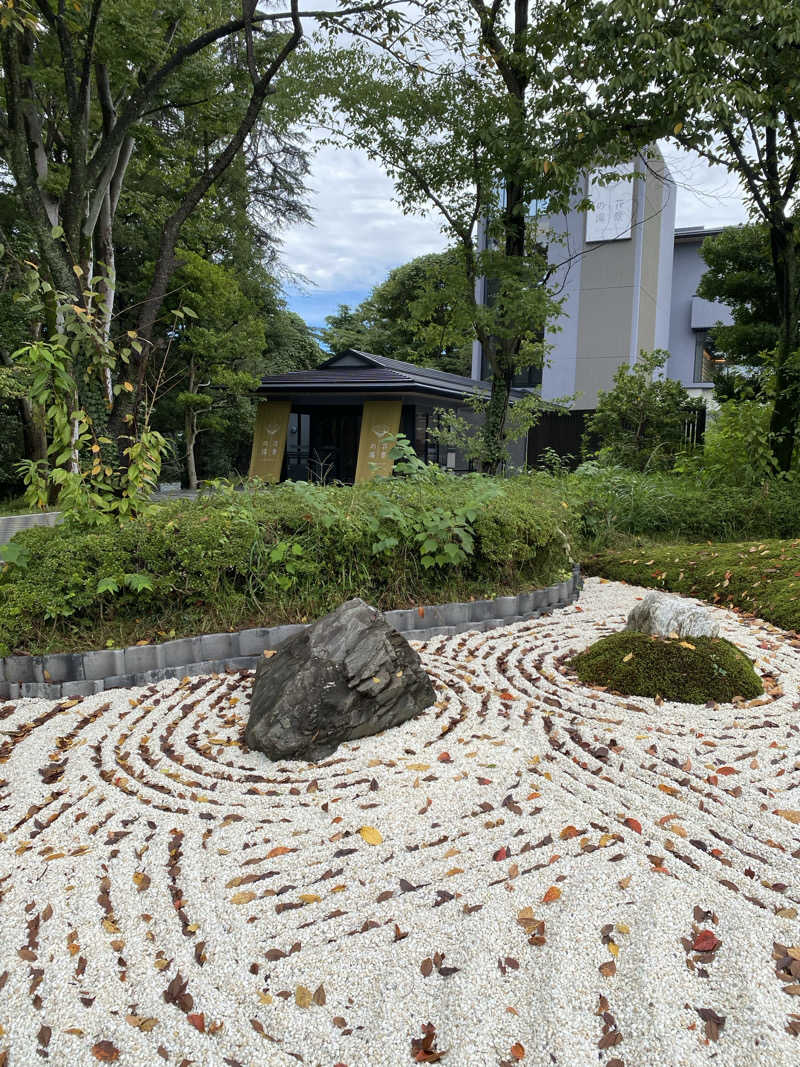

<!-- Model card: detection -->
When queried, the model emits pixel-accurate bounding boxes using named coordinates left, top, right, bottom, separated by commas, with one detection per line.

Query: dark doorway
left=308, top=406, right=362, bottom=483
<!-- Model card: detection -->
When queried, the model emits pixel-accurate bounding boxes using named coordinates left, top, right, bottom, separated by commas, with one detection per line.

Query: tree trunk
left=482, top=354, right=514, bottom=474
left=767, top=218, right=799, bottom=471
left=185, top=416, right=198, bottom=491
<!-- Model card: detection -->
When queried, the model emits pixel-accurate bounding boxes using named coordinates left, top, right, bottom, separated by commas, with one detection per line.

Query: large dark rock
left=245, top=598, right=436, bottom=761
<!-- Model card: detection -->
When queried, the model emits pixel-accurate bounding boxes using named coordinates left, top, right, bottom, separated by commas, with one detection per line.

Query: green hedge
left=0, top=473, right=576, bottom=654
left=565, top=466, right=800, bottom=547
left=585, top=538, right=800, bottom=633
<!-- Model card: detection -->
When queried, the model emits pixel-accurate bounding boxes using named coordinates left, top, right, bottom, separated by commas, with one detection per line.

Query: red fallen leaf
left=526, top=791, right=540, bottom=800
left=716, top=766, right=738, bottom=775
left=624, top=817, right=642, bottom=834
left=91, top=1042, right=120, bottom=1062
left=693, top=930, right=721, bottom=953
left=477, top=777, right=492, bottom=785
left=543, top=886, right=561, bottom=903
left=187, top=1012, right=205, bottom=1032
left=497, top=691, right=515, bottom=701
left=510, top=1042, right=525, bottom=1060
left=493, top=846, right=508, bottom=861
left=437, top=752, right=452, bottom=763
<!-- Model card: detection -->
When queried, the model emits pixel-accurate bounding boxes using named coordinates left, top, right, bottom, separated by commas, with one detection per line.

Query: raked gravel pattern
left=1, top=578, right=799, bottom=1067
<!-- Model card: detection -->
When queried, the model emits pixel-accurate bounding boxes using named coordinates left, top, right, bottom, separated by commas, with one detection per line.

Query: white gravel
left=1, top=577, right=799, bottom=1067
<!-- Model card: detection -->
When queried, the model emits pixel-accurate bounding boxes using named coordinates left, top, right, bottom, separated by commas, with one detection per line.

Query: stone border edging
left=0, top=565, right=583, bottom=700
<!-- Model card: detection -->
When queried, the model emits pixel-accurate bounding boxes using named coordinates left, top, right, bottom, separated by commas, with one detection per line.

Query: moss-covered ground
left=584, top=538, right=800, bottom=633
left=569, top=631, right=764, bottom=704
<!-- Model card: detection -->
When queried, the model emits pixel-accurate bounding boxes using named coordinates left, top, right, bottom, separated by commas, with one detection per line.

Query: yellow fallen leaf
left=154, top=958, right=170, bottom=971
left=679, top=641, right=696, bottom=650
left=608, top=940, right=619, bottom=957
left=231, top=890, right=257, bottom=905
left=299, top=893, right=320, bottom=904
left=258, top=992, right=273, bottom=1005
left=616, top=923, right=630, bottom=935
left=446, top=867, right=464, bottom=876
left=295, top=985, right=312, bottom=1008
left=101, top=918, right=120, bottom=934
left=618, top=876, right=631, bottom=889
left=406, top=763, right=430, bottom=771
left=774, top=809, right=800, bottom=824
left=622, top=652, right=634, bottom=663
left=359, top=826, right=383, bottom=845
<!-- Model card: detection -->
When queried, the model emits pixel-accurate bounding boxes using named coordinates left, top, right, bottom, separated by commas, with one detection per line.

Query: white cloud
left=281, top=143, right=447, bottom=294
left=280, top=140, right=752, bottom=326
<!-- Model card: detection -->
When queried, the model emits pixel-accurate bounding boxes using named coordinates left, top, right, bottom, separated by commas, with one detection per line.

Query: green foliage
left=695, top=400, right=786, bottom=485
left=698, top=222, right=793, bottom=370
left=566, top=465, right=800, bottom=548
left=584, top=351, right=704, bottom=471
left=426, top=391, right=556, bottom=470
left=570, top=631, right=763, bottom=704
left=11, top=278, right=167, bottom=525
left=584, top=538, right=800, bottom=634
left=0, top=471, right=576, bottom=654
left=321, top=251, right=475, bottom=375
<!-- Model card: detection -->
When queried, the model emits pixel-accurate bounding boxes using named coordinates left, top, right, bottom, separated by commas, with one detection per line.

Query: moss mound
left=569, top=631, right=763, bottom=704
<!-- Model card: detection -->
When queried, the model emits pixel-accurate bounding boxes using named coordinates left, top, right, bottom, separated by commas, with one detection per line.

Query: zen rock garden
left=1, top=578, right=798, bottom=1067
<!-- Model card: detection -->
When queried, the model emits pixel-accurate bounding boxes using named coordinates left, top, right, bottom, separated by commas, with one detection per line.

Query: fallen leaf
left=295, top=985, right=312, bottom=1008
left=187, top=1012, right=205, bottom=1032
left=266, top=846, right=292, bottom=858
left=599, top=960, right=616, bottom=977
left=231, top=891, right=257, bottom=906
left=510, top=1042, right=525, bottom=1060
left=624, top=817, right=642, bottom=834
left=693, top=930, right=721, bottom=953
left=774, top=809, right=800, bottom=824
left=542, top=886, right=561, bottom=904
left=91, top=1042, right=120, bottom=1062
left=359, top=826, right=383, bottom=845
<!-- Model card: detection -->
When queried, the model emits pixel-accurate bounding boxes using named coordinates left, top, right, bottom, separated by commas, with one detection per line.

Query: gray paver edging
left=0, top=565, right=583, bottom=701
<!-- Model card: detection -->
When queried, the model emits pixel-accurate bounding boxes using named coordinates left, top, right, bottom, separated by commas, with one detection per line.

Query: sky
left=280, top=142, right=752, bottom=335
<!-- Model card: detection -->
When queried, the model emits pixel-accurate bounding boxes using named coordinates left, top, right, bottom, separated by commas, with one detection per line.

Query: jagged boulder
left=245, top=598, right=436, bottom=761
left=626, top=590, right=720, bottom=640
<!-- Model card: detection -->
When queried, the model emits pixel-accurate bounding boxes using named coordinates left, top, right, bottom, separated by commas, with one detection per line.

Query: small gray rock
left=245, top=598, right=436, bottom=761
left=626, top=590, right=719, bottom=640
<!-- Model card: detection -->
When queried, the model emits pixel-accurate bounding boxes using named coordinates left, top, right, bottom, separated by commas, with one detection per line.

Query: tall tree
left=583, top=0, right=800, bottom=470
left=0, top=0, right=395, bottom=465
left=321, top=250, right=474, bottom=374
left=301, top=0, right=649, bottom=470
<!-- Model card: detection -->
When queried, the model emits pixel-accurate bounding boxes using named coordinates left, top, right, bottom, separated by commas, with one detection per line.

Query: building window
left=693, top=330, right=725, bottom=383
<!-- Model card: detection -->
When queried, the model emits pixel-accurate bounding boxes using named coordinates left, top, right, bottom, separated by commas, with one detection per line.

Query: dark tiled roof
left=257, top=349, right=537, bottom=403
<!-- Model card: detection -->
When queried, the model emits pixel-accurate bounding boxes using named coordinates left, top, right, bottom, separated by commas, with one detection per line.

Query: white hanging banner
left=586, top=168, right=634, bottom=242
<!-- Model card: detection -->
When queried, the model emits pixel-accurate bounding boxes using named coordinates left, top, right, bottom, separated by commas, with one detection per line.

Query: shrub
left=0, top=471, right=576, bottom=654
left=565, top=465, right=800, bottom=548
left=583, top=351, right=704, bottom=471
left=569, top=631, right=763, bottom=704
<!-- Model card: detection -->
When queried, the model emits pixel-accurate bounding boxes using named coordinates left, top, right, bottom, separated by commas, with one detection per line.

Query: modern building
left=249, top=153, right=734, bottom=482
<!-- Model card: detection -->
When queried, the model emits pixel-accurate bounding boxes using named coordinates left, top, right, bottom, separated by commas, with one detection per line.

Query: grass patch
left=570, top=631, right=763, bottom=704
left=584, top=538, right=800, bottom=633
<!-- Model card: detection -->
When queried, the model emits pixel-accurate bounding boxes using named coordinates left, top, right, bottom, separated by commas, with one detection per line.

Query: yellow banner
left=248, top=400, right=291, bottom=482
left=354, top=400, right=402, bottom=483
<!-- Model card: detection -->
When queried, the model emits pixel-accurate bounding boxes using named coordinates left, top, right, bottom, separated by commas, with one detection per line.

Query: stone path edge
left=0, top=566, right=582, bottom=700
